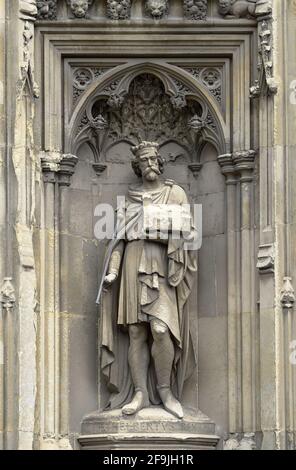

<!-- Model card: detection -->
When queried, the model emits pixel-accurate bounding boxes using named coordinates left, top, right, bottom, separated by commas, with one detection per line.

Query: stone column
left=0, top=278, right=16, bottom=450
left=58, top=154, right=78, bottom=443
left=233, top=150, right=256, bottom=444
left=40, top=151, right=77, bottom=450
left=217, top=154, right=240, bottom=437
left=40, top=152, right=60, bottom=446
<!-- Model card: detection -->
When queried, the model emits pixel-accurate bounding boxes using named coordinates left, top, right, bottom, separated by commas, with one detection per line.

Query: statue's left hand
left=103, top=272, right=118, bottom=286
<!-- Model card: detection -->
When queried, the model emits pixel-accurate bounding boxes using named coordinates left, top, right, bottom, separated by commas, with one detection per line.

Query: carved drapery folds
left=72, top=71, right=223, bottom=177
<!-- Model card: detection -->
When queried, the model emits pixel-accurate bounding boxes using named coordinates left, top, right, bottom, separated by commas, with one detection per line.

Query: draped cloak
left=96, top=180, right=198, bottom=408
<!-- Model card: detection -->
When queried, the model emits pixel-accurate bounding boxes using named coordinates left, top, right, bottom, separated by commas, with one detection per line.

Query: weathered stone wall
left=1, top=0, right=296, bottom=450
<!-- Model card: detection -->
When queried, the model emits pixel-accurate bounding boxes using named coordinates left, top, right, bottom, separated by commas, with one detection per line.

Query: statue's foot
left=122, top=391, right=149, bottom=416
left=158, top=387, right=184, bottom=419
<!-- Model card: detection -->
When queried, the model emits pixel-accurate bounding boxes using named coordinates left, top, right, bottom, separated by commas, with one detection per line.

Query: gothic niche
left=74, top=73, right=219, bottom=177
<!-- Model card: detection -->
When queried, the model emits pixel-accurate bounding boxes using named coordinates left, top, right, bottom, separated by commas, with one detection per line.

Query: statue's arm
left=104, top=240, right=125, bottom=286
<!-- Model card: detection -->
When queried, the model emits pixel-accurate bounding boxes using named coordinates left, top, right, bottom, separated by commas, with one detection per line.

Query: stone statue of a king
left=97, top=141, right=197, bottom=419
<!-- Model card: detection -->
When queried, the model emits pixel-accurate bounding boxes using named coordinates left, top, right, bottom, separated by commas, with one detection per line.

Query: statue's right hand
left=103, top=272, right=118, bottom=287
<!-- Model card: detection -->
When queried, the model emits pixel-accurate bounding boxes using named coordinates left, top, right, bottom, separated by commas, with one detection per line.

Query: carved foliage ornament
left=106, top=0, right=131, bottom=20
left=0, top=278, right=16, bottom=310
left=37, top=0, right=57, bottom=19
left=280, top=277, right=295, bottom=310
left=184, top=0, right=207, bottom=20
left=76, top=74, right=219, bottom=170
left=250, top=17, right=277, bottom=98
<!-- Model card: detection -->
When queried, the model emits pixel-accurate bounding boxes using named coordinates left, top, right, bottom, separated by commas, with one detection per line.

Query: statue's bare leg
left=151, top=318, right=183, bottom=419
left=122, top=323, right=150, bottom=415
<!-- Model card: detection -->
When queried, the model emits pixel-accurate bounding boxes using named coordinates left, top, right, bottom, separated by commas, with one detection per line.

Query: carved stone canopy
left=70, top=66, right=226, bottom=176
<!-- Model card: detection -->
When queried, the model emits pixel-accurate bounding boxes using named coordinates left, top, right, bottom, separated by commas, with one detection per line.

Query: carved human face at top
left=146, top=0, right=168, bottom=18
left=218, top=0, right=231, bottom=15
left=138, top=150, right=161, bottom=182
left=70, top=0, right=89, bottom=18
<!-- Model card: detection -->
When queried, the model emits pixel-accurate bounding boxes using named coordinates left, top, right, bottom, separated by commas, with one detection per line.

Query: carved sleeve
left=108, top=240, right=125, bottom=276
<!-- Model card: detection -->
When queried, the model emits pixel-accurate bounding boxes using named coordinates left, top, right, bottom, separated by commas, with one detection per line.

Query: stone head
left=69, top=0, right=90, bottom=18
left=146, top=0, right=168, bottom=18
left=218, top=0, right=232, bottom=15
left=131, top=141, right=165, bottom=181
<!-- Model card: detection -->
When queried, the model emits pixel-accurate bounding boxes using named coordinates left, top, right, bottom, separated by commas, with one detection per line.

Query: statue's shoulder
left=165, top=180, right=188, bottom=203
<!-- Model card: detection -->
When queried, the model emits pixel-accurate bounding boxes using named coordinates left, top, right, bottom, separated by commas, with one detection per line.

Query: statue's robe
left=97, top=180, right=197, bottom=408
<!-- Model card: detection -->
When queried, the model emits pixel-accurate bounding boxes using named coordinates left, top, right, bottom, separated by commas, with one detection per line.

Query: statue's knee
left=151, top=319, right=168, bottom=340
left=129, top=324, right=146, bottom=341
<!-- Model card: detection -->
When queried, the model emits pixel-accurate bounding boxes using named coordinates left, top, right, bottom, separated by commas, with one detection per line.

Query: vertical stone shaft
left=59, top=184, right=69, bottom=437
left=3, top=305, right=15, bottom=449
left=43, top=175, right=57, bottom=437
left=218, top=154, right=240, bottom=434
left=0, top=0, right=6, bottom=449
left=235, top=151, right=255, bottom=433
left=58, top=155, right=77, bottom=439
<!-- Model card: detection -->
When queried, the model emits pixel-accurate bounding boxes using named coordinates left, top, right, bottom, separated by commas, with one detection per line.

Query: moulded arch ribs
left=68, top=60, right=228, bottom=162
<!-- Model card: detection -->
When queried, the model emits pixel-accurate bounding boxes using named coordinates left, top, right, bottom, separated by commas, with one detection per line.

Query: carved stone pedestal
left=78, top=408, right=220, bottom=450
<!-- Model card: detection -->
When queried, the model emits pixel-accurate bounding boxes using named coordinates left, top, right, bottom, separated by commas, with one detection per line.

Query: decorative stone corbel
left=232, top=149, right=256, bottom=181
left=92, top=163, right=107, bottom=177
left=67, top=0, right=93, bottom=18
left=256, top=243, right=274, bottom=274
left=188, top=163, right=202, bottom=178
left=280, top=277, right=295, bottom=310
left=0, top=278, right=16, bottom=310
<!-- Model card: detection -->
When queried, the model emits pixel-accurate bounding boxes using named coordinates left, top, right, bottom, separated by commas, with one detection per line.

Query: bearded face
left=139, top=151, right=161, bottom=181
